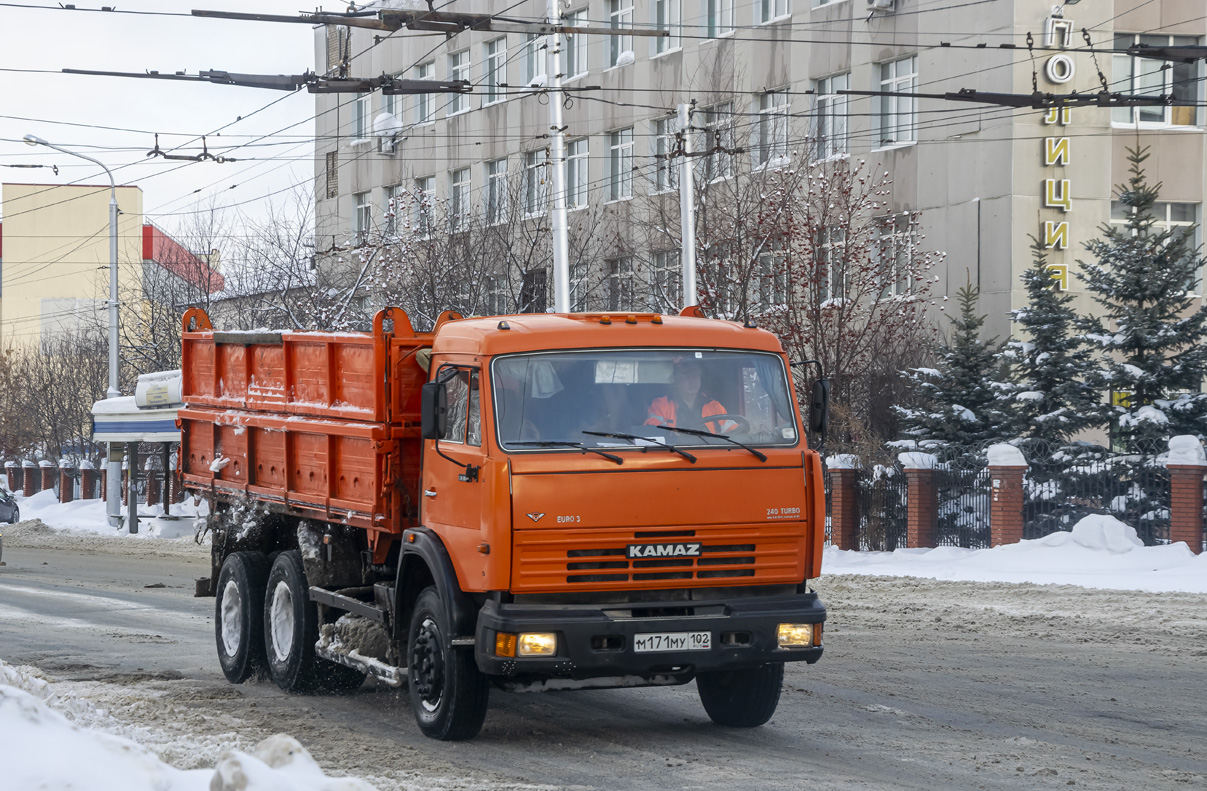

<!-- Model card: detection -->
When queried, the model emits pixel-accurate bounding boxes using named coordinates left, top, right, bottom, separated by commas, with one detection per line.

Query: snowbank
left=1166, top=434, right=1207, bottom=466
left=823, top=514, right=1207, bottom=593
left=986, top=443, right=1027, bottom=467
left=0, top=661, right=378, bottom=791
left=11, top=489, right=206, bottom=540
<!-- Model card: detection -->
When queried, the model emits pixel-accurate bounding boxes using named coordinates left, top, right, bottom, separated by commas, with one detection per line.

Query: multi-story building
left=0, top=182, right=224, bottom=350
left=312, top=0, right=1206, bottom=337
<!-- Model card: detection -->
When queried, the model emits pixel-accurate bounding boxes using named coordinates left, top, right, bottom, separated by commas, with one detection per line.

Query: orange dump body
left=178, top=308, right=438, bottom=561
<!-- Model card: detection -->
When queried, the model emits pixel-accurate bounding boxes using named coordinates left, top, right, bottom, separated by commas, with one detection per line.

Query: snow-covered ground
left=0, top=660, right=378, bottom=790
left=824, top=514, right=1207, bottom=593
left=7, top=489, right=205, bottom=540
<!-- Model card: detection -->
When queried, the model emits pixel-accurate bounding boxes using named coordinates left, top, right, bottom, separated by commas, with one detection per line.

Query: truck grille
left=512, top=525, right=804, bottom=593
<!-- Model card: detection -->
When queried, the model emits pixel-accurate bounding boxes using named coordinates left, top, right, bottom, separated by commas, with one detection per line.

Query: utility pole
left=547, top=0, right=571, bottom=313
left=677, top=103, right=697, bottom=309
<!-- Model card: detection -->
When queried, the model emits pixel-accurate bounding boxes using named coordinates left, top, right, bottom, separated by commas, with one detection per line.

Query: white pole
left=677, top=103, right=697, bottom=309
left=547, top=0, right=571, bottom=313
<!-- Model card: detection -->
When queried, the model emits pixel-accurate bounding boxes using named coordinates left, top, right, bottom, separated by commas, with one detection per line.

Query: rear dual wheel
left=215, top=551, right=269, bottom=683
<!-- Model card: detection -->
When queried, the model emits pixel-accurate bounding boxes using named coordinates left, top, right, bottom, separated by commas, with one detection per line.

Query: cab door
left=421, top=363, right=488, bottom=580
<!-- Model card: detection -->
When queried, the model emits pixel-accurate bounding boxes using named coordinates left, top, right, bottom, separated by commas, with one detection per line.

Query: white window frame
left=382, top=184, right=404, bottom=237
left=877, top=56, right=917, bottom=148
left=414, top=61, right=435, bottom=125
left=813, top=73, right=850, bottom=161
left=561, top=9, right=589, bottom=81
left=609, top=128, right=635, bottom=202
left=651, top=0, right=681, bottom=56
left=413, top=176, right=435, bottom=238
left=524, top=149, right=549, bottom=216
left=874, top=214, right=916, bottom=298
left=816, top=228, right=846, bottom=302
left=486, top=158, right=509, bottom=225
left=608, top=0, right=634, bottom=69
left=1110, top=201, right=1203, bottom=291
left=1111, top=34, right=1204, bottom=128
left=696, top=103, right=734, bottom=182
left=450, top=167, right=471, bottom=231
left=653, top=117, right=680, bottom=193
left=524, top=34, right=547, bottom=86
left=757, top=252, right=789, bottom=312
left=567, top=138, right=590, bottom=209
left=705, top=0, right=734, bottom=39
left=571, top=260, right=591, bottom=311
left=448, top=50, right=470, bottom=115
left=606, top=257, right=636, bottom=311
left=354, top=191, right=372, bottom=245
left=758, top=0, right=791, bottom=24
left=483, top=274, right=508, bottom=316
left=649, top=249, right=682, bottom=311
left=384, top=81, right=403, bottom=121
left=484, top=38, right=507, bottom=106
left=755, top=89, right=789, bottom=167
left=353, top=92, right=371, bottom=140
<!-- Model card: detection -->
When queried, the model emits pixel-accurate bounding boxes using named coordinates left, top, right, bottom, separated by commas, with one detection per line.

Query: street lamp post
left=23, top=134, right=123, bottom=527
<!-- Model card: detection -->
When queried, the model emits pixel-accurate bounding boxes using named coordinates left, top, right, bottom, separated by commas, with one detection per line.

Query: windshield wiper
left=655, top=425, right=768, bottom=462
left=581, top=431, right=697, bottom=463
left=509, top=440, right=623, bottom=465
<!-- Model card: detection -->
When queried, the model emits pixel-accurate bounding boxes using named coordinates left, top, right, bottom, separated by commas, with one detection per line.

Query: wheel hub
left=410, top=617, right=445, bottom=711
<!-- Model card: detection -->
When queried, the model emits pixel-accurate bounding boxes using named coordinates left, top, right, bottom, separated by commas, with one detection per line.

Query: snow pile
left=613, top=50, right=635, bottom=67
left=897, top=451, right=938, bottom=469
left=824, top=514, right=1207, bottom=593
left=825, top=453, right=860, bottom=470
left=986, top=443, right=1027, bottom=467
left=1166, top=434, right=1207, bottom=466
left=0, top=661, right=378, bottom=791
left=10, top=489, right=207, bottom=540
left=373, top=111, right=403, bottom=138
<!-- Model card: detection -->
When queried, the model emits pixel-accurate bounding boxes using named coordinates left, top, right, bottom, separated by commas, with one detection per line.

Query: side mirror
left=420, top=381, right=448, bottom=440
left=808, top=379, right=830, bottom=437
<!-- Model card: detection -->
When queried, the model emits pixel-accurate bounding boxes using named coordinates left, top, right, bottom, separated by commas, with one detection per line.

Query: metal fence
left=856, top=461, right=908, bottom=550
left=935, top=464, right=992, bottom=548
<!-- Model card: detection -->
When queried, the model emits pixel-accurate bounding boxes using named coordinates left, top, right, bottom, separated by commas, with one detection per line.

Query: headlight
left=776, top=623, right=815, bottom=648
left=517, top=632, right=557, bottom=656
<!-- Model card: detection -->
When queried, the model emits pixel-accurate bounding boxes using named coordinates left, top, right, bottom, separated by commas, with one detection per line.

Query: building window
left=571, top=261, right=591, bottom=311
left=816, top=228, right=846, bottom=302
left=650, top=250, right=681, bottom=311
left=653, top=117, right=680, bottom=193
left=450, top=168, right=471, bottom=231
left=878, top=56, right=917, bottom=146
left=524, top=149, right=548, bottom=216
left=606, top=257, right=636, bottom=311
left=383, top=184, right=404, bottom=237
left=483, top=274, right=508, bottom=316
left=1112, top=34, right=1203, bottom=127
left=874, top=215, right=916, bottom=297
left=525, top=34, right=547, bottom=86
left=758, top=0, right=790, bottom=23
left=696, top=103, right=734, bottom=182
left=609, top=128, right=634, bottom=201
left=757, top=253, right=789, bottom=312
left=354, top=191, right=372, bottom=245
left=353, top=92, right=371, bottom=139
left=755, top=89, right=789, bottom=167
left=651, top=0, right=681, bottom=55
left=414, top=176, right=435, bottom=237
left=561, top=9, right=589, bottom=80
left=608, top=0, right=634, bottom=68
left=448, top=50, right=470, bottom=114
left=813, top=73, right=849, bottom=160
left=567, top=138, right=590, bottom=208
left=486, top=158, right=508, bottom=225
left=706, top=0, right=734, bottom=38
left=325, top=151, right=339, bottom=199
left=415, top=61, right=435, bottom=124
left=1110, top=201, right=1202, bottom=289
left=484, top=38, right=507, bottom=105
left=520, top=268, right=548, bottom=313
left=384, top=82, right=403, bottom=120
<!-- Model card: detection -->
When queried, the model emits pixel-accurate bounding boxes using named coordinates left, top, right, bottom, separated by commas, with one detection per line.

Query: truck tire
left=214, top=551, right=269, bottom=684
left=407, top=586, right=489, bottom=740
left=696, top=663, right=784, bottom=728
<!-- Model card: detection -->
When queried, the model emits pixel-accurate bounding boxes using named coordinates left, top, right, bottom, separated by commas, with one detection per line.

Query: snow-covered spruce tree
left=895, top=282, right=1009, bottom=448
left=1077, top=145, right=1207, bottom=449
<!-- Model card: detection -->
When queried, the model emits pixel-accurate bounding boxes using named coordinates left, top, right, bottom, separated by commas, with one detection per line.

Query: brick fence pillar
left=826, top=456, right=861, bottom=551
left=39, top=461, right=56, bottom=492
left=22, top=460, right=38, bottom=496
left=900, top=452, right=939, bottom=549
left=4, top=461, right=16, bottom=493
left=59, top=461, right=74, bottom=504
left=81, top=464, right=98, bottom=500
left=1165, top=436, right=1206, bottom=554
left=988, top=443, right=1029, bottom=547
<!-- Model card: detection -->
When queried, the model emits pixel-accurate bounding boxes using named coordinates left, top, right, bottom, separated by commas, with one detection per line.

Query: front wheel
left=10, top=507, right=19, bottom=524
left=407, top=587, right=489, bottom=740
left=696, top=663, right=784, bottom=727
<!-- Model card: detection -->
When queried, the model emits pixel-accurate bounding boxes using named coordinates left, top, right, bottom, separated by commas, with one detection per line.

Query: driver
left=644, top=358, right=737, bottom=434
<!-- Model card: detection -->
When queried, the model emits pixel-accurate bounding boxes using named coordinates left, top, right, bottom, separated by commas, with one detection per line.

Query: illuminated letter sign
left=1044, top=221, right=1069, bottom=250
left=1044, top=107, right=1072, bottom=125
left=1047, top=264, right=1069, bottom=291
left=1044, top=138, right=1070, bottom=166
left=1044, top=179, right=1071, bottom=212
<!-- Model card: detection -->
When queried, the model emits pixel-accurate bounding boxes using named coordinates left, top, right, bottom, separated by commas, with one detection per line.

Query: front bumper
left=475, top=591, right=825, bottom=679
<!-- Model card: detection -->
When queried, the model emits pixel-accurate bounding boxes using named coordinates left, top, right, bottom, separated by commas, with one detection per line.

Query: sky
left=0, top=1, right=322, bottom=233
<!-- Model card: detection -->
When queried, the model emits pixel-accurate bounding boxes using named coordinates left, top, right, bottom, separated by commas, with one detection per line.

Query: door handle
left=424, top=489, right=437, bottom=498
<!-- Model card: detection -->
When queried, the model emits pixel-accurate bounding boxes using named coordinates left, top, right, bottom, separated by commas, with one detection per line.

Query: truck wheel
left=263, top=550, right=322, bottom=692
left=214, top=551, right=269, bottom=684
left=696, top=663, right=784, bottom=728
left=407, top=586, right=489, bottom=740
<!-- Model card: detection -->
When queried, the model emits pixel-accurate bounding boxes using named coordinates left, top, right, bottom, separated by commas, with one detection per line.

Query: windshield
left=491, top=349, right=799, bottom=451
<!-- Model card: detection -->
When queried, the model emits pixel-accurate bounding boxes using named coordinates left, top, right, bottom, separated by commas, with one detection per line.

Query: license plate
left=633, top=631, right=711, bottom=653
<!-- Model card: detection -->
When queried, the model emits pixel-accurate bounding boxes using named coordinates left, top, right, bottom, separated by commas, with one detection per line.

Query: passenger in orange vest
left=645, top=359, right=738, bottom=434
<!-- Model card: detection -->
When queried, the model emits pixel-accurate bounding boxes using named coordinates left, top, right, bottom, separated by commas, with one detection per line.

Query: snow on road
left=0, top=660, right=378, bottom=791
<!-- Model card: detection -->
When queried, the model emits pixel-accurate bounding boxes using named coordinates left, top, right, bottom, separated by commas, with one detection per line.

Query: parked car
left=0, top=488, right=17, bottom=524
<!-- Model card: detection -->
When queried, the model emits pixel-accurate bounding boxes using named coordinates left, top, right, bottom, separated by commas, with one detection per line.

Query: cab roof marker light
left=599, top=315, right=612, bottom=325
left=497, top=320, right=510, bottom=330
left=651, top=315, right=663, bottom=324
left=625, top=315, right=638, bottom=325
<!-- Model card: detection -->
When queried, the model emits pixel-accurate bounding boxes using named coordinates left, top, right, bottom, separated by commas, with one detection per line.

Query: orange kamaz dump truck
left=181, top=306, right=829, bottom=740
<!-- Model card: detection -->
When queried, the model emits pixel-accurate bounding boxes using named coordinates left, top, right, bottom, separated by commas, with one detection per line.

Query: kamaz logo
left=626, top=542, right=702, bottom=559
